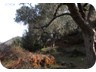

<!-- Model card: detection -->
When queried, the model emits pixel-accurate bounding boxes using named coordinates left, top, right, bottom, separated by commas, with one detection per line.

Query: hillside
left=0, top=39, right=56, bottom=69
left=4, top=36, right=21, bottom=46
left=0, top=35, right=87, bottom=69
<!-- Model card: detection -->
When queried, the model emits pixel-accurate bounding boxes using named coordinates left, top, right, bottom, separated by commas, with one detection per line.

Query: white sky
left=0, top=3, right=27, bottom=42
left=0, top=3, right=38, bottom=42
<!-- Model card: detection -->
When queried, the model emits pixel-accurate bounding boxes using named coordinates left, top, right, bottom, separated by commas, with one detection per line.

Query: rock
left=0, top=43, right=11, bottom=52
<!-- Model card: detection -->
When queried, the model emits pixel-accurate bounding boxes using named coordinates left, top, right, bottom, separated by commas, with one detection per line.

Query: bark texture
left=67, top=3, right=96, bottom=68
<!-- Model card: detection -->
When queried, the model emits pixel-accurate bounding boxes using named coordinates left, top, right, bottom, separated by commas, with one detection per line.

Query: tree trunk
left=83, top=33, right=96, bottom=68
left=66, top=3, right=96, bottom=68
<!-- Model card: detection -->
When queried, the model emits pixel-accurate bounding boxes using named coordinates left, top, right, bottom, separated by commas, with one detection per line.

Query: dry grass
left=0, top=46, right=56, bottom=69
left=0, top=42, right=87, bottom=69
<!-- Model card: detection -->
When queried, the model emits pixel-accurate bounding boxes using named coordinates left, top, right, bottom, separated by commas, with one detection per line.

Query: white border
left=0, top=0, right=95, bottom=3
left=0, top=0, right=94, bottom=3
left=0, top=0, right=96, bottom=72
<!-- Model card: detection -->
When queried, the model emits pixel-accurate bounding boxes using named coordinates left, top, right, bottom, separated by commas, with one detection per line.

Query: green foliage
left=40, top=47, right=57, bottom=54
left=15, top=3, right=78, bottom=52
left=15, top=3, right=78, bottom=35
left=21, top=31, right=43, bottom=52
left=15, top=5, right=38, bottom=25
left=11, top=37, right=22, bottom=47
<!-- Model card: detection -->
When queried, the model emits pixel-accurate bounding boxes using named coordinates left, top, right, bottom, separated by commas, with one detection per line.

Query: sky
left=0, top=3, right=37, bottom=42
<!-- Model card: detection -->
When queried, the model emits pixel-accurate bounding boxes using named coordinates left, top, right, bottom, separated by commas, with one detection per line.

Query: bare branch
left=77, top=3, right=86, bottom=19
left=87, top=4, right=96, bottom=28
left=87, top=4, right=95, bottom=21
left=54, top=4, right=63, bottom=17
left=33, top=3, right=71, bottom=29
left=67, top=3, right=93, bottom=35
left=33, top=13, right=71, bottom=29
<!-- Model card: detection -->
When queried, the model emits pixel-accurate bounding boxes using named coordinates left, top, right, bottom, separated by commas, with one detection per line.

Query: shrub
left=21, top=31, right=43, bottom=52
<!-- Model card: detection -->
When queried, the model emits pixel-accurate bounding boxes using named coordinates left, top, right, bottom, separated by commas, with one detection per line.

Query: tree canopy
left=15, top=3, right=79, bottom=51
left=15, top=3, right=96, bottom=68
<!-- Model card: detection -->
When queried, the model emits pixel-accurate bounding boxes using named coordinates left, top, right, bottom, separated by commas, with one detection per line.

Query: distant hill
left=0, top=36, right=21, bottom=52
left=3, top=36, right=21, bottom=46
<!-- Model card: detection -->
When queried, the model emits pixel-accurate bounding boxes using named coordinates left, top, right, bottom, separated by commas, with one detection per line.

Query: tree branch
left=77, top=3, right=86, bottom=19
left=87, top=5, right=95, bottom=21
left=83, top=3, right=88, bottom=8
left=33, top=13, right=71, bottom=29
left=54, top=4, right=63, bottom=17
left=67, top=3, right=93, bottom=35
left=87, top=4, right=96, bottom=28
left=33, top=3, right=71, bottom=29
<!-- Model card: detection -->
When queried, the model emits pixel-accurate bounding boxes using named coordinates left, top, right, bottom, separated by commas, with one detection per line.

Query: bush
left=12, top=37, right=22, bottom=47
left=21, top=31, right=43, bottom=52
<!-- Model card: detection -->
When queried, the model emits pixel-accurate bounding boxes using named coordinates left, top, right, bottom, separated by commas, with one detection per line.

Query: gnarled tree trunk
left=67, top=3, right=96, bottom=68
left=83, top=33, right=96, bottom=68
